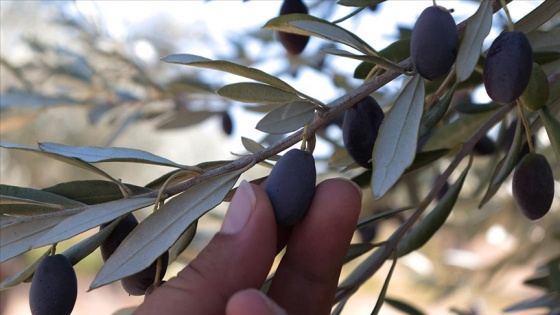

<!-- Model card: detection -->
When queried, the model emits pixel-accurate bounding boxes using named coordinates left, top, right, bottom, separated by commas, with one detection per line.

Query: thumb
left=227, top=289, right=287, bottom=315
left=135, top=180, right=278, bottom=315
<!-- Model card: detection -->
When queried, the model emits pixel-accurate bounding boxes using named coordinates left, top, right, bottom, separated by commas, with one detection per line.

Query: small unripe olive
left=520, top=62, right=549, bottom=112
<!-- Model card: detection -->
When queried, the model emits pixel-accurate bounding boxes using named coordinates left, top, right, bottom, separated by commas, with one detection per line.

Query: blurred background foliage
left=0, top=1, right=559, bottom=314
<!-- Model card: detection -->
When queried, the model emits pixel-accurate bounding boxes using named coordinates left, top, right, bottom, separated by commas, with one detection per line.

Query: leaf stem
left=517, top=100, right=535, bottom=153
left=499, top=0, right=515, bottom=31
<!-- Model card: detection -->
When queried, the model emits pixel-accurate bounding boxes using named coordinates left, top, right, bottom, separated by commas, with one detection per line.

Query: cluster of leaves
left=1, top=0, right=560, bottom=313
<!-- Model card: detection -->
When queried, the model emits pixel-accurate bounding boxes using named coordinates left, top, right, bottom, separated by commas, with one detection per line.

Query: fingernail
left=337, top=177, right=363, bottom=199
left=252, top=290, right=287, bottom=315
left=220, top=180, right=256, bottom=234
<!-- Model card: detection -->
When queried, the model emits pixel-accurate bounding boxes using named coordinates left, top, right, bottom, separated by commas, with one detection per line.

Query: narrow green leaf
left=371, top=252, right=398, bottom=315
left=32, top=198, right=156, bottom=249
left=241, top=136, right=265, bottom=154
left=38, top=142, right=186, bottom=168
left=371, top=74, right=425, bottom=199
left=0, top=185, right=84, bottom=208
left=406, top=149, right=450, bottom=174
left=256, top=101, right=315, bottom=134
left=337, top=0, right=385, bottom=7
left=456, top=0, right=493, bottom=82
left=263, top=13, right=377, bottom=56
left=0, top=248, right=50, bottom=290
left=514, top=0, right=560, bottom=34
left=357, top=206, right=415, bottom=228
left=539, top=106, right=560, bottom=163
left=385, top=297, right=426, bottom=315
left=43, top=180, right=151, bottom=205
left=321, top=47, right=406, bottom=74
left=216, top=82, right=302, bottom=105
left=168, top=221, right=198, bottom=263
left=454, top=102, right=501, bottom=114
left=156, top=110, right=215, bottom=130
left=161, top=54, right=298, bottom=95
left=0, top=204, right=64, bottom=216
left=289, top=19, right=377, bottom=55
left=345, top=243, right=376, bottom=263
left=419, top=84, right=456, bottom=138
left=145, top=160, right=231, bottom=189
left=396, top=158, right=471, bottom=257
left=63, top=218, right=121, bottom=266
left=90, top=170, right=242, bottom=290
left=354, top=39, right=410, bottom=79
left=491, top=119, right=523, bottom=186
left=422, top=111, right=495, bottom=151
left=0, top=213, right=73, bottom=263
left=0, top=142, right=119, bottom=182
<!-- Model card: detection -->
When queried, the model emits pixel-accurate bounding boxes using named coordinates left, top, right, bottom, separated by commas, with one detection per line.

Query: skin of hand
left=134, top=177, right=362, bottom=315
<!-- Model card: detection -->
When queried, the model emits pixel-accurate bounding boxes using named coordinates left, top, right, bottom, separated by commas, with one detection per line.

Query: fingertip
left=227, top=289, right=286, bottom=315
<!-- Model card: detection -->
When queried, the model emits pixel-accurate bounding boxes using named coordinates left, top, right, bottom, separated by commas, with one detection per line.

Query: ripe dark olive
left=512, top=153, right=554, bottom=221
left=277, top=0, right=310, bottom=55
left=100, top=214, right=169, bottom=295
left=29, top=254, right=77, bottom=315
left=473, top=135, right=496, bottom=156
left=483, top=31, right=533, bottom=104
left=265, top=149, right=316, bottom=226
left=410, top=6, right=459, bottom=80
left=342, top=96, right=385, bottom=169
left=221, top=112, right=233, bottom=136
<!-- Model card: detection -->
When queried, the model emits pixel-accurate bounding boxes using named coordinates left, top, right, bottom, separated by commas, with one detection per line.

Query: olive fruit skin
left=265, top=149, right=316, bottom=226
left=221, top=112, right=233, bottom=136
left=520, top=62, right=549, bottom=112
left=100, top=214, right=169, bottom=295
left=410, top=6, right=459, bottom=80
left=483, top=32, right=533, bottom=104
left=512, top=153, right=554, bottom=221
left=29, top=254, right=77, bottom=315
left=342, top=96, right=385, bottom=169
left=277, top=0, right=310, bottom=55
left=473, top=135, right=496, bottom=156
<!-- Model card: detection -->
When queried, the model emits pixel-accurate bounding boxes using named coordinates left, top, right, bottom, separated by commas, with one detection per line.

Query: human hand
left=134, top=177, right=362, bottom=315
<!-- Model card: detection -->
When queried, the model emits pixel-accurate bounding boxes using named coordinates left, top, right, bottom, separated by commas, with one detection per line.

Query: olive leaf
left=32, top=198, right=156, bottom=250
left=336, top=0, right=385, bottom=7
left=263, top=13, right=378, bottom=56
left=384, top=297, right=426, bottom=315
left=456, top=0, right=493, bottom=82
left=90, top=169, right=243, bottom=290
left=0, top=249, right=50, bottom=290
left=0, top=142, right=119, bottom=182
left=168, top=221, right=198, bottom=263
left=419, top=84, right=456, bottom=138
left=371, top=74, right=425, bottom=199
left=422, top=111, right=495, bottom=151
left=216, top=82, right=302, bottom=105
left=0, top=213, right=73, bottom=263
left=161, top=54, right=299, bottom=95
left=43, top=180, right=151, bottom=205
left=539, top=106, right=560, bottom=163
left=256, top=101, right=315, bottom=134
left=38, top=142, right=187, bottom=168
left=396, top=157, right=471, bottom=257
left=0, top=185, right=84, bottom=208
left=321, top=47, right=406, bottom=74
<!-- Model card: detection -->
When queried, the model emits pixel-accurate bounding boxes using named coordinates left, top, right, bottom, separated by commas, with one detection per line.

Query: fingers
left=226, top=289, right=287, bottom=315
left=134, top=181, right=278, bottom=315
left=267, top=178, right=362, bottom=315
